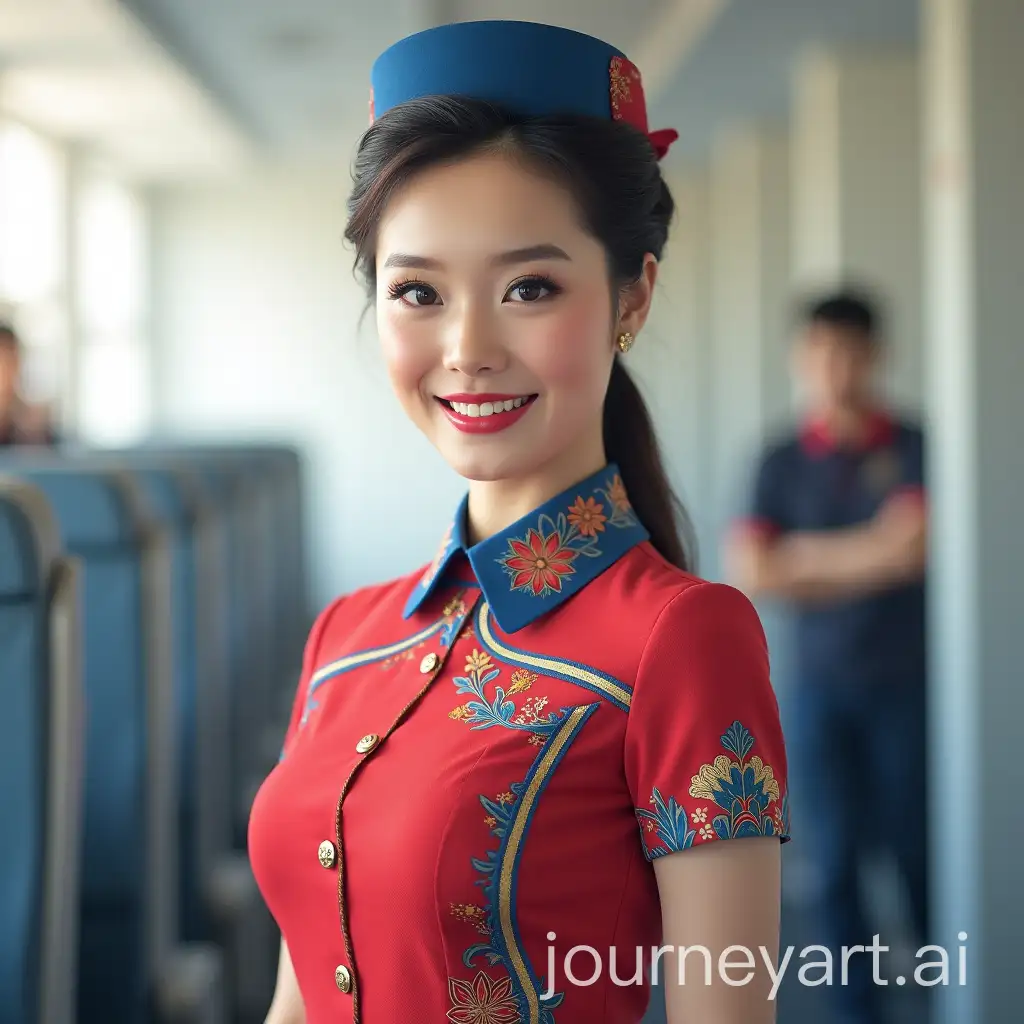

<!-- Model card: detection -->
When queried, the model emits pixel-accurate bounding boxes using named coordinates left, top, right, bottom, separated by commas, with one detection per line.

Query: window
left=0, top=121, right=68, bottom=406
left=75, top=171, right=151, bottom=445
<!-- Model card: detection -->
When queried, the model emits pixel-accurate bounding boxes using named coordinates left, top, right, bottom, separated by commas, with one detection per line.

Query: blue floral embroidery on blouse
left=637, top=720, right=788, bottom=858
left=448, top=648, right=566, bottom=737
left=457, top=705, right=598, bottom=1023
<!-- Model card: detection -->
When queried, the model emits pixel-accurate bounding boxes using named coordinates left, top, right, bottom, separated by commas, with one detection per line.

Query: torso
left=768, top=418, right=927, bottom=687
left=249, top=466, right=789, bottom=1023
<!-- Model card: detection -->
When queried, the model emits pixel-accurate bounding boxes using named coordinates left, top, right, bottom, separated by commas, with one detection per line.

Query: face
left=374, top=150, right=654, bottom=490
left=0, top=341, right=19, bottom=410
left=794, top=322, right=877, bottom=413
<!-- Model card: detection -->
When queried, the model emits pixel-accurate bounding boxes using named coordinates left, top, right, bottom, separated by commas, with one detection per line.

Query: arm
left=265, top=940, right=305, bottom=1024
left=727, top=491, right=927, bottom=604
left=655, top=837, right=781, bottom=1023
left=626, top=584, right=790, bottom=1020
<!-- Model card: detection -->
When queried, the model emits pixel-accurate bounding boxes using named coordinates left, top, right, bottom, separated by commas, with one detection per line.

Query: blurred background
left=0, top=1, right=1019, bottom=1022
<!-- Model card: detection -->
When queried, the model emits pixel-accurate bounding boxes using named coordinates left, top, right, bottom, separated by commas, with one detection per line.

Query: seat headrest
left=16, top=469, right=141, bottom=549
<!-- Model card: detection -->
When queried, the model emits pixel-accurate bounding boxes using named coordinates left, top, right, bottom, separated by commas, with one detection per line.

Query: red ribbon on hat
left=609, top=56, right=678, bottom=160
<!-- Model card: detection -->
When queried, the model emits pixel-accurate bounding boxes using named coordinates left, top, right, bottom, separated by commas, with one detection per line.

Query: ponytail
left=603, top=359, right=694, bottom=572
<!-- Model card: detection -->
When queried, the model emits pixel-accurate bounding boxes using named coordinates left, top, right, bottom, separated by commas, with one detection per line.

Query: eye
left=387, top=280, right=441, bottom=306
left=504, top=276, right=560, bottom=303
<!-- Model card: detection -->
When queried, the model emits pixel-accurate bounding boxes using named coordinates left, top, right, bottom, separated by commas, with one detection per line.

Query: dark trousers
left=786, top=675, right=929, bottom=1024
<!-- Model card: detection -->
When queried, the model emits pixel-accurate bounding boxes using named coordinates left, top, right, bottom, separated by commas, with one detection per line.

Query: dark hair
left=344, top=95, right=693, bottom=571
left=801, top=289, right=882, bottom=342
left=0, top=323, right=18, bottom=351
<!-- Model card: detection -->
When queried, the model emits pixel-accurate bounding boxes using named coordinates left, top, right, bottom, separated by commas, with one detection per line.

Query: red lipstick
left=436, top=392, right=537, bottom=434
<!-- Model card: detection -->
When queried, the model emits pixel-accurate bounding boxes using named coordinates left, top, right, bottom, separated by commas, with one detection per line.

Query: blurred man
left=0, top=323, right=57, bottom=446
left=727, top=291, right=928, bottom=1024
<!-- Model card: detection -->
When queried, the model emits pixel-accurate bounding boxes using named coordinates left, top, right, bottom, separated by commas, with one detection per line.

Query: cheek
left=377, top=307, right=434, bottom=396
left=520, top=297, right=611, bottom=392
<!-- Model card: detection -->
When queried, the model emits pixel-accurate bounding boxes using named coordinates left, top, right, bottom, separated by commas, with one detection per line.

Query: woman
left=250, top=20, right=789, bottom=1024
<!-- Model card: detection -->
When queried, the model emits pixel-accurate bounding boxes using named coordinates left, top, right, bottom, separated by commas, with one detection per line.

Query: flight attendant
left=249, top=21, right=790, bottom=1024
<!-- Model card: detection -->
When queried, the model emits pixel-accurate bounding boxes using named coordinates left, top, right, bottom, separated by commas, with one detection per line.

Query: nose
left=440, top=300, right=508, bottom=377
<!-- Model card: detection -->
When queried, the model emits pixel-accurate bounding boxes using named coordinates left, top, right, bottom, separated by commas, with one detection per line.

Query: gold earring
left=617, top=331, right=634, bottom=354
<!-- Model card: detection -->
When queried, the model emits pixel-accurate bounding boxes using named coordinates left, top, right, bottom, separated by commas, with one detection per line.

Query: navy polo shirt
left=747, top=411, right=927, bottom=689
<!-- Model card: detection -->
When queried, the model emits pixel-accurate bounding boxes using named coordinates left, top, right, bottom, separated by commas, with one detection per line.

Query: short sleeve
left=893, top=422, right=927, bottom=506
left=625, top=582, right=790, bottom=861
left=279, top=595, right=347, bottom=759
left=736, top=446, right=792, bottom=540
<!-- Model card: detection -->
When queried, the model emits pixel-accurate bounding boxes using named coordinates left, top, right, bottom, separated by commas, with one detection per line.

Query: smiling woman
left=249, top=20, right=789, bottom=1024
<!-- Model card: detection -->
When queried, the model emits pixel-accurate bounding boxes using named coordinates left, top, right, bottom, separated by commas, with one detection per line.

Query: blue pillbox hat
left=369, top=20, right=678, bottom=159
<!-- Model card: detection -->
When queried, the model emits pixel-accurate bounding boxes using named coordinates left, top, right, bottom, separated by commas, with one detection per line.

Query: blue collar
left=403, top=464, right=649, bottom=633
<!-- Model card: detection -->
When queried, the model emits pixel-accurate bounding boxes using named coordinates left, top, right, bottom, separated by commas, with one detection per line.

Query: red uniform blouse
left=249, top=464, right=790, bottom=1023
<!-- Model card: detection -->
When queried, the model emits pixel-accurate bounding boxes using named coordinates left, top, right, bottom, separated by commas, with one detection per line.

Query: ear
left=616, top=254, right=659, bottom=339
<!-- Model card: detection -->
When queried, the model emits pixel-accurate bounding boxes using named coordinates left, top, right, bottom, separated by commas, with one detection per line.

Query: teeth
left=448, top=396, right=531, bottom=417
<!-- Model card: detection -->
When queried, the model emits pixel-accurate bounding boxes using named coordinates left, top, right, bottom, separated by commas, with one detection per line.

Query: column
left=790, top=48, right=923, bottom=407
left=923, top=1, right=1024, bottom=1021
left=706, top=126, right=791, bottom=581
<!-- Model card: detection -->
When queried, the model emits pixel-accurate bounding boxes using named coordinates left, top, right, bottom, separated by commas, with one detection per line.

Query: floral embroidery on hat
left=609, top=55, right=643, bottom=122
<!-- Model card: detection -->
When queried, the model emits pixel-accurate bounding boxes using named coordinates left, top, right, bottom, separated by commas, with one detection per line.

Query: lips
left=436, top=392, right=538, bottom=434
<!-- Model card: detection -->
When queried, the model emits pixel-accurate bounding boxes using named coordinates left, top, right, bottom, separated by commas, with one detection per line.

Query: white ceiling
left=0, top=0, right=920, bottom=179
left=117, top=0, right=681, bottom=161
left=0, top=0, right=251, bottom=179
left=649, top=0, right=919, bottom=160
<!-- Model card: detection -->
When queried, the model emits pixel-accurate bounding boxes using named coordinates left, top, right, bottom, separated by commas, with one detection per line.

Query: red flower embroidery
left=503, top=529, right=577, bottom=596
left=447, top=971, right=519, bottom=1023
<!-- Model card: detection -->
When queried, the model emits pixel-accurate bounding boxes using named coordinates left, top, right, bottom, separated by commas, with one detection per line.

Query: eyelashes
left=386, top=279, right=438, bottom=305
left=385, top=274, right=563, bottom=307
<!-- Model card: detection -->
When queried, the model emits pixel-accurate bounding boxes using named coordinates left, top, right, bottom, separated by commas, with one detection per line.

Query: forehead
left=800, top=322, right=874, bottom=351
left=376, top=150, right=587, bottom=258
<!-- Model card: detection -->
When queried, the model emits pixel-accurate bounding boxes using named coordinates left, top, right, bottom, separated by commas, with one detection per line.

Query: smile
left=436, top=392, right=538, bottom=434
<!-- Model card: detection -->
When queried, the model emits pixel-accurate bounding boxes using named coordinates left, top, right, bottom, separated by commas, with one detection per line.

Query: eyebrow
left=381, top=243, right=571, bottom=270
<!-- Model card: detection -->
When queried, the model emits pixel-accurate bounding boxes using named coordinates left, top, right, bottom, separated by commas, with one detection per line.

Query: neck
left=464, top=442, right=606, bottom=546
left=0, top=398, right=15, bottom=434
left=816, top=400, right=876, bottom=442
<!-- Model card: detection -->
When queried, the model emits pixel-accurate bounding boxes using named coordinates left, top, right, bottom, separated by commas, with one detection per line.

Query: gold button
left=355, top=733, right=379, bottom=754
left=335, top=964, right=351, bottom=993
left=318, top=840, right=336, bottom=869
left=420, top=652, right=439, bottom=673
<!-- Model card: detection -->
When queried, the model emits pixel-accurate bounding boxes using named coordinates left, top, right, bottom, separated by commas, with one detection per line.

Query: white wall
left=791, top=48, right=924, bottom=408
left=150, top=164, right=706, bottom=608
left=150, top=165, right=466, bottom=609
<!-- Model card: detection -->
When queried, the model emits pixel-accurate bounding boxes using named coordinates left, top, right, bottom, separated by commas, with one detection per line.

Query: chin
left=436, top=439, right=544, bottom=484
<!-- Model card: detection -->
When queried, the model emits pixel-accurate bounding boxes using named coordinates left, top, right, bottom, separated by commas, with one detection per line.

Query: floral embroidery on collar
left=498, top=472, right=639, bottom=599
left=403, top=465, right=649, bottom=633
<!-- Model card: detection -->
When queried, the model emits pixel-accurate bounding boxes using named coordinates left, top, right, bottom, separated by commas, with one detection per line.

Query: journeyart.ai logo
left=539, top=933, right=970, bottom=1002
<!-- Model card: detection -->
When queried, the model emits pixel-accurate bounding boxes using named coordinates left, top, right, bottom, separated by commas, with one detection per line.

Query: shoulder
left=631, top=545, right=766, bottom=661
left=306, top=563, right=432, bottom=652
left=586, top=542, right=767, bottom=676
left=618, top=547, right=773, bottom=727
left=887, top=414, right=926, bottom=470
left=756, top=429, right=804, bottom=477
left=892, top=415, right=925, bottom=447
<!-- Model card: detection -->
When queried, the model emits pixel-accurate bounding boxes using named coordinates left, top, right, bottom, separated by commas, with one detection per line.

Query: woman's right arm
left=265, top=939, right=305, bottom=1024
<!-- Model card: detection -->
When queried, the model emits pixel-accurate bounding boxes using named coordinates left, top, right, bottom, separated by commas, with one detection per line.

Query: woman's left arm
left=624, top=582, right=791, bottom=1023
left=653, top=836, right=781, bottom=1023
